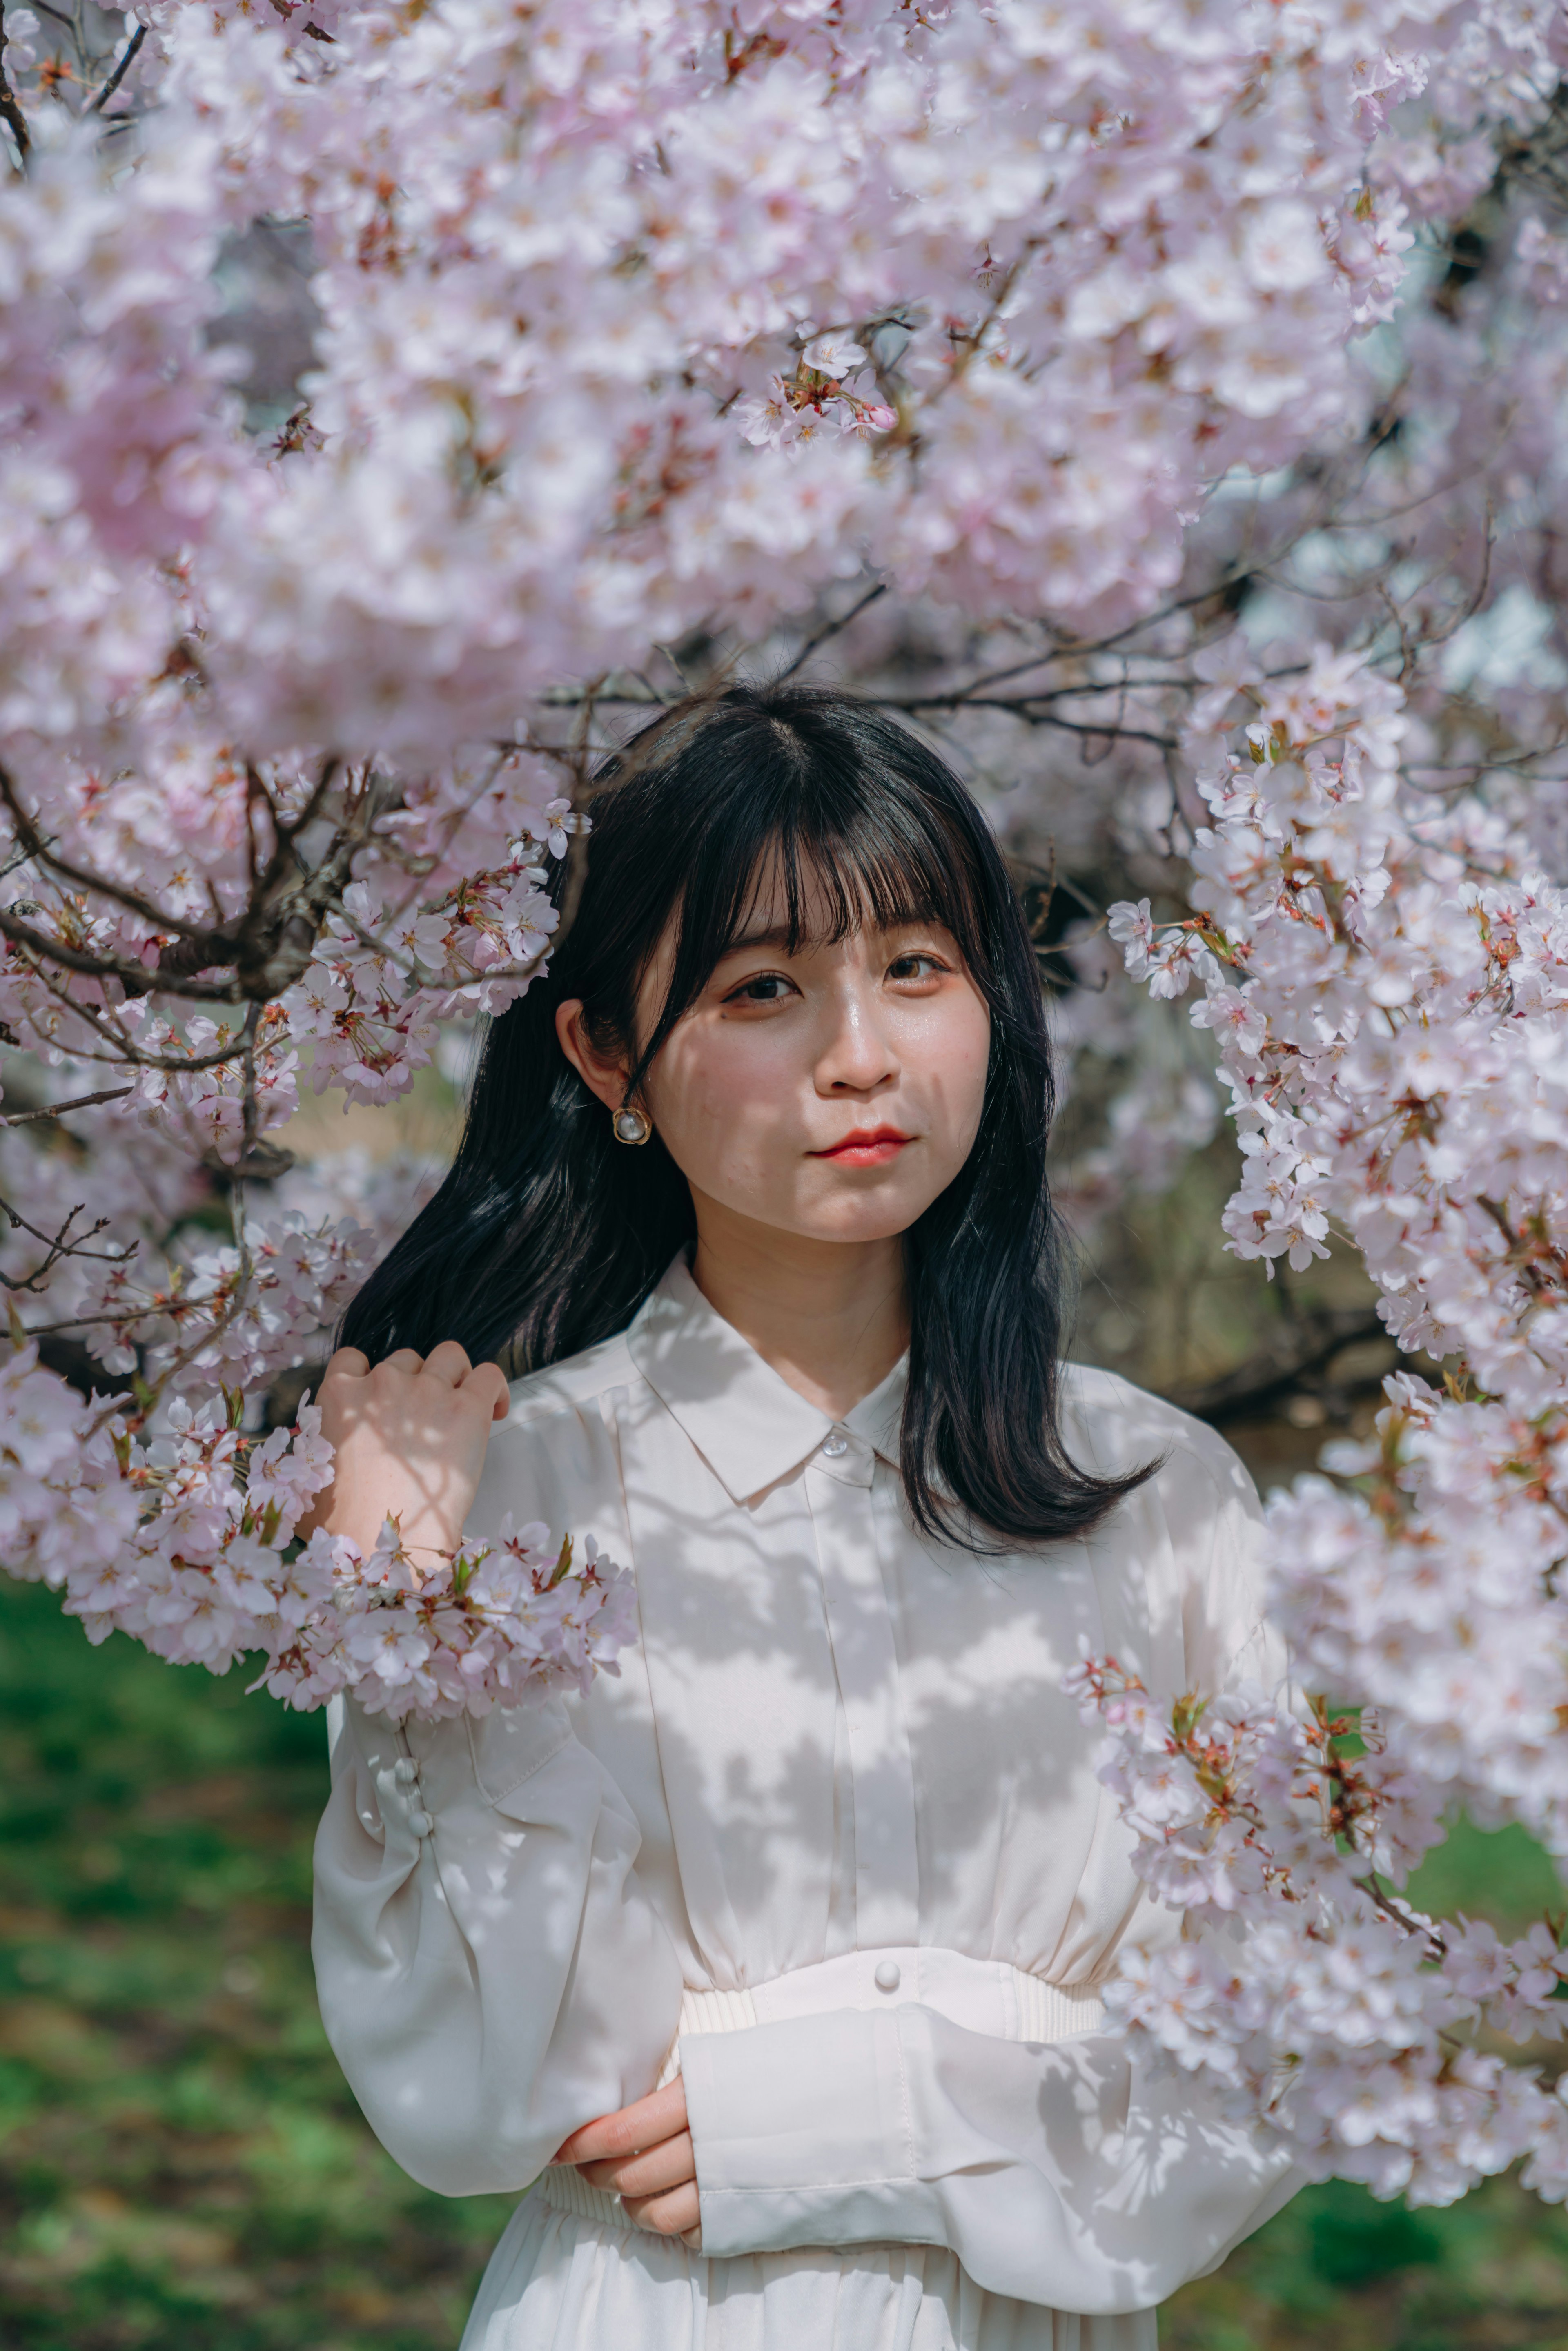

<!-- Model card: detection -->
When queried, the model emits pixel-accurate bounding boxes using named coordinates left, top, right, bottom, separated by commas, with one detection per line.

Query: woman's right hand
left=299, top=1341, right=512, bottom=1562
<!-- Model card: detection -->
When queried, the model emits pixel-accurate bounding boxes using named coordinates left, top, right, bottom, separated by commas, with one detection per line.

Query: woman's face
left=559, top=875, right=993, bottom=1247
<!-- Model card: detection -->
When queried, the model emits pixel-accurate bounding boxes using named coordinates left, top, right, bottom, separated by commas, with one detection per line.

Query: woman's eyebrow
left=717, top=911, right=944, bottom=960
left=717, top=923, right=798, bottom=956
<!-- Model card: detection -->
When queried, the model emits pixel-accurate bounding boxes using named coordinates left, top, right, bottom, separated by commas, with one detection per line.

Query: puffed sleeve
left=312, top=1691, right=684, bottom=2195
left=681, top=1428, right=1300, bottom=2309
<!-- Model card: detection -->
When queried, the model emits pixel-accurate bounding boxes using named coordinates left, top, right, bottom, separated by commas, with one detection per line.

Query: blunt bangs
left=621, top=703, right=995, bottom=1090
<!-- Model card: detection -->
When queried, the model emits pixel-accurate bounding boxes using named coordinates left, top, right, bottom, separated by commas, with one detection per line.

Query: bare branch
left=86, top=19, right=143, bottom=111
left=1410, top=504, right=1496, bottom=657
left=882, top=694, right=1180, bottom=751
left=5, top=1308, right=146, bottom=1339
left=0, top=1085, right=134, bottom=1125
left=0, top=1193, right=137, bottom=1296
left=775, top=580, right=888, bottom=682
left=1168, top=1307, right=1392, bottom=1426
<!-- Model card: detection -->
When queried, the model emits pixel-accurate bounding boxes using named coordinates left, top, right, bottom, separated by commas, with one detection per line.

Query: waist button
left=874, top=1960, right=901, bottom=1993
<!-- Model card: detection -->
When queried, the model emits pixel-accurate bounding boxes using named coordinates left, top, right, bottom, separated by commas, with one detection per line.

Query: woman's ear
left=555, top=998, right=633, bottom=1113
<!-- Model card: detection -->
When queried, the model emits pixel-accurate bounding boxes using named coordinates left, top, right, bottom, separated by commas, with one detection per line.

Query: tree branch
left=884, top=696, right=1180, bottom=751
left=0, top=1194, right=137, bottom=1295
left=0, top=0, right=31, bottom=165
left=0, top=760, right=223, bottom=947
left=86, top=19, right=143, bottom=112
left=0, top=1085, right=133, bottom=1125
left=4, top=956, right=263, bottom=1073
left=1168, top=1307, right=1392, bottom=1426
left=775, top=580, right=887, bottom=682
left=0, top=900, right=241, bottom=999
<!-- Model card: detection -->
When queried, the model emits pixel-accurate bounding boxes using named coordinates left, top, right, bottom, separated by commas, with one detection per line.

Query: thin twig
left=880, top=696, right=1180, bottom=751
left=0, top=1194, right=136, bottom=1295
left=0, top=1085, right=133, bottom=1125
left=86, top=18, right=143, bottom=111
left=10, top=1308, right=154, bottom=1339
left=774, top=581, right=888, bottom=682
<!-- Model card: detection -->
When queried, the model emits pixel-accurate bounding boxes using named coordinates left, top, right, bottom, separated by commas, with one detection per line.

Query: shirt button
left=394, top=1758, right=419, bottom=1785
left=874, top=1960, right=901, bottom=1993
left=407, top=1808, right=433, bottom=1839
left=821, top=1429, right=849, bottom=1459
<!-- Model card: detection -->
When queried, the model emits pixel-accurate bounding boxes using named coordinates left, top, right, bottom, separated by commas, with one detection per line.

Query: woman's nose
left=815, top=984, right=897, bottom=1093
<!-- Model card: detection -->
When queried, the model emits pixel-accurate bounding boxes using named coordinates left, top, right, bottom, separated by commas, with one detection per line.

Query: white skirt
left=457, top=2184, right=1160, bottom=2351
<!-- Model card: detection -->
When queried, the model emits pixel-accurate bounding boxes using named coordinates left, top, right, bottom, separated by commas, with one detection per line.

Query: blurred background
left=4, top=1044, right=1568, bottom=2351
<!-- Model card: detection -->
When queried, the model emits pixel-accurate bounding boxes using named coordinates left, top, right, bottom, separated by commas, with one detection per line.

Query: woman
left=310, top=685, right=1297, bottom=2351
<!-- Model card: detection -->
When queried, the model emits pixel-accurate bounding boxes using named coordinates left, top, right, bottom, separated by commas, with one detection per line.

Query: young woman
left=310, top=686, right=1297, bottom=2351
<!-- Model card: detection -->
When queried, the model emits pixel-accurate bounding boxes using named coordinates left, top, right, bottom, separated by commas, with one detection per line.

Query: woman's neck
left=687, top=1197, right=909, bottom=1421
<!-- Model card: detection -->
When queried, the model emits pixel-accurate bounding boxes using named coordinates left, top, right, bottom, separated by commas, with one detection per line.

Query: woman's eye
left=887, top=952, right=945, bottom=982
left=725, top=973, right=794, bottom=1004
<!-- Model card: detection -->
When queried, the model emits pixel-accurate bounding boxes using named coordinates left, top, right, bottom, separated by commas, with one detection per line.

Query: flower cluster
left=1097, top=633, right=1568, bottom=2196
left=0, top=1349, right=634, bottom=1718
left=279, top=856, right=561, bottom=1105
left=1071, top=1658, right=1568, bottom=2205
left=1109, top=644, right=1568, bottom=1812
left=264, top=1518, right=637, bottom=1719
left=5, top=0, right=1559, bottom=768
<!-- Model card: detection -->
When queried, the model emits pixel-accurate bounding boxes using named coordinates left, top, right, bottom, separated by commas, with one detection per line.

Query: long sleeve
left=682, top=1427, right=1299, bottom=2309
left=312, top=1689, right=684, bottom=2197
left=683, top=2005, right=1296, bottom=2309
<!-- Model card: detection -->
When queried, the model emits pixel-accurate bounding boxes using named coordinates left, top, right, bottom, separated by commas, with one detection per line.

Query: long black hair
left=342, top=684, right=1151, bottom=1550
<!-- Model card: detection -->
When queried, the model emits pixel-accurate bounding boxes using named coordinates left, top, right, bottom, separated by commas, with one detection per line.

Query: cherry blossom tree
left=4, top=0, right=1568, bottom=2217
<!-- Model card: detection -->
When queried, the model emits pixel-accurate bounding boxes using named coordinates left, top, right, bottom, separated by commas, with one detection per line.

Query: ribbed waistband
left=535, top=1945, right=1105, bottom=2234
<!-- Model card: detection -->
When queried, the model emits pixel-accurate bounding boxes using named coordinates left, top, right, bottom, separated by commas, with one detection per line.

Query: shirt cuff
left=681, top=2008, right=945, bottom=2257
left=340, top=1692, right=574, bottom=1849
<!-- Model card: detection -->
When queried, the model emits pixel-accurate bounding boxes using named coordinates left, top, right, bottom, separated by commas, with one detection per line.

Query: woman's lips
left=811, top=1127, right=913, bottom=1166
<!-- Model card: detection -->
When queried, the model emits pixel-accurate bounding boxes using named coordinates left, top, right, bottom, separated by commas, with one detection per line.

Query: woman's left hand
left=553, top=2078, right=701, bottom=2248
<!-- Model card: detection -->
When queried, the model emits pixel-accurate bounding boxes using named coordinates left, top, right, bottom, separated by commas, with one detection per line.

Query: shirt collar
left=625, top=1255, right=906, bottom=1505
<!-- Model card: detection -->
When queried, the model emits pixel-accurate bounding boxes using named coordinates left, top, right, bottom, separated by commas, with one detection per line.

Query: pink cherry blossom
left=4, top=0, right=1568, bottom=2224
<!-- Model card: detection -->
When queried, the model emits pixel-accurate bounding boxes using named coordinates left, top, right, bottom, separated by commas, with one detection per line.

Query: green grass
left=1164, top=2171, right=1568, bottom=2351
left=1405, top=1817, right=1566, bottom=1938
left=4, top=1573, right=1568, bottom=2350
left=0, top=1574, right=511, bottom=2350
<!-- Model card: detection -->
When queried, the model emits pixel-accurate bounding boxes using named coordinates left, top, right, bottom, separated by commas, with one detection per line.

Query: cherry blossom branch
left=3, top=958, right=263, bottom=1071
left=0, top=903, right=241, bottom=1000
left=0, top=760, right=226, bottom=945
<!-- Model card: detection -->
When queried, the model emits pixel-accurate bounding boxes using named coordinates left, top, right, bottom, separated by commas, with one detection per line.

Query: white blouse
left=312, top=1257, right=1297, bottom=2351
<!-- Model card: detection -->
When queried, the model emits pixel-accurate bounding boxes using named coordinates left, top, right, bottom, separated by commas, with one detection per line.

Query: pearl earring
left=612, top=1105, right=653, bottom=1145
